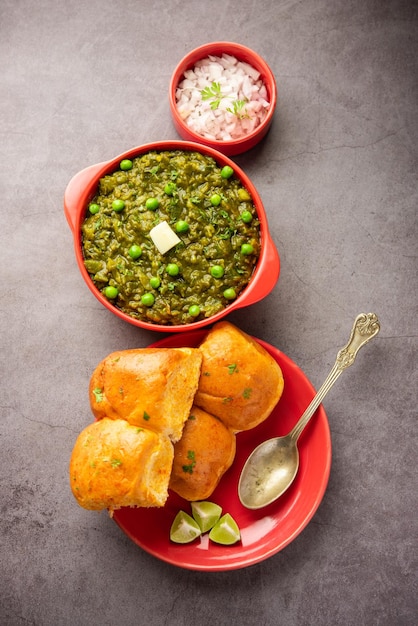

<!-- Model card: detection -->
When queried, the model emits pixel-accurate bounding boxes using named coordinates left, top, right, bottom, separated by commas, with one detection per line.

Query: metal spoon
left=238, top=313, right=380, bottom=510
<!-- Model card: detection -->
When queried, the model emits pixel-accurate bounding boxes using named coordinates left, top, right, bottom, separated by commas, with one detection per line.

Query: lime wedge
left=208, top=513, right=240, bottom=545
left=191, top=501, right=222, bottom=533
left=170, top=511, right=202, bottom=544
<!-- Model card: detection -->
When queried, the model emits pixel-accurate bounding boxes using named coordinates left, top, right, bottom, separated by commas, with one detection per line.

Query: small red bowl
left=64, top=140, right=280, bottom=332
left=169, top=42, right=277, bottom=156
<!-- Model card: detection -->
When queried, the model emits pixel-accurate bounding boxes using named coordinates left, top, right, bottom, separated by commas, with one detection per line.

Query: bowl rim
left=64, top=140, right=279, bottom=332
left=169, top=41, right=277, bottom=151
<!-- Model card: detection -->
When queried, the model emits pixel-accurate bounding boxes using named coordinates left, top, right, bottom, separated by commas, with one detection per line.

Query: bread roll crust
left=89, top=347, right=202, bottom=442
left=169, top=406, right=236, bottom=501
left=70, top=323, right=285, bottom=512
left=69, top=418, right=174, bottom=512
left=194, top=322, right=284, bottom=431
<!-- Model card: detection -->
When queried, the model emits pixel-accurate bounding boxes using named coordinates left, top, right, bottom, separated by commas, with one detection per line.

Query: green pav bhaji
left=82, top=150, right=260, bottom=326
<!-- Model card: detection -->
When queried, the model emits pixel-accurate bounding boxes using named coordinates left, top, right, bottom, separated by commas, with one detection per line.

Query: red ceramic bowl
left=64, top=140, right=280, bottom=332
left=169, top=42, right=277, bottom=156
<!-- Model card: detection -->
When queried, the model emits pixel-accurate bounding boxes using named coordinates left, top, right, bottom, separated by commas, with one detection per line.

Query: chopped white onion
left=175, top=53, right=270, bottom=141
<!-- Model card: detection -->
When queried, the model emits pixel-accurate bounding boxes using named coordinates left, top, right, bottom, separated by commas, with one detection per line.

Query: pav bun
left=89, top=347, right=202, bottom=442
left=194, top=322, right=284, bottom=432
left=169, top=406, right=236, bottom=501
left=69, top=322, right=286, bottom=511
left=69, top=418, right=173, bottom=512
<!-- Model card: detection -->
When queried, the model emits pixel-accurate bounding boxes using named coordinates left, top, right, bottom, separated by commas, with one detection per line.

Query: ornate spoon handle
left=290, top=313, right=380, bottom=441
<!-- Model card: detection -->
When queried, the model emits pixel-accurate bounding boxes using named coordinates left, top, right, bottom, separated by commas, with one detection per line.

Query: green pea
left=164, top=182, right=176, bottom=196
left=223, top=287, right=237, bottom=300
left=210, top=265, right=224, bottom=278
left=188, top=305, right=201, bottom=317
left=241, top=243, right=254, bottom=255
left=241, top=210, right=252, bottom=223
left=88, top=203, right=100, bottom=215
left=120, top=159, right=133, bottom=171
left=221, top=165, right=234, bottom=179
left=141, top=293, right=155, bottom=307
left=112, top=199, right=125, bottom=212
left=146, top=197, right=159, bottom=210
left=166, top=263, right=180, bottom=276
left=128, top=245, right=142, bottom=260
left=210, top=193, right=222, bottom=206
left=149, top=276, right=161, bottom=289
left=104, top=285, right=118, bottom=299
left=175, top=220, right=189, bottom=233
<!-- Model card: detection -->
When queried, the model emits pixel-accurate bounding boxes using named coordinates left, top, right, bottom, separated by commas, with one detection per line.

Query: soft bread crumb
left=89, top=347, right=202, bottom=442
left=69, top=418, right=174, bottom=511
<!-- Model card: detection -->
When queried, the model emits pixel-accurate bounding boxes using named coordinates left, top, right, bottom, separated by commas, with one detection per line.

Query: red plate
left=113, top=330, right=331, bottom=571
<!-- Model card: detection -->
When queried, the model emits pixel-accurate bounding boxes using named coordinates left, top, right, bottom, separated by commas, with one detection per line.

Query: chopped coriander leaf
left=93, top=388, right=104, bottom=403
left=243, top=388, right=252, bottom=399
left=182, top=450, right=196, bottom=474
left=143, top=411, right=151, bottom=421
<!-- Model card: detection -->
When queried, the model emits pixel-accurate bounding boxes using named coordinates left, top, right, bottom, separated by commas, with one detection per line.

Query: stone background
left=1, top=1, right=416, bottom=624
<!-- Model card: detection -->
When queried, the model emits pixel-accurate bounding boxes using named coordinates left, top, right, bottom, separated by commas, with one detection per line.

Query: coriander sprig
left=201, top=82, right=223, bottom=110
left=200, top=82, right=251, bottom=119
left=226, top=99, right=250, bottom=119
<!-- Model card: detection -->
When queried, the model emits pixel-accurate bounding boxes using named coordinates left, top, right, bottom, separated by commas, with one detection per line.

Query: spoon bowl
left=238, top=436, right=299, bottom=509
left=238, top=313, right=380, bottom=509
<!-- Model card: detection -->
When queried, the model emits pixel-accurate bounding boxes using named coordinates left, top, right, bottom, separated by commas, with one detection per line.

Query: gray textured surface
left=1, top=0, right=417, bottom=624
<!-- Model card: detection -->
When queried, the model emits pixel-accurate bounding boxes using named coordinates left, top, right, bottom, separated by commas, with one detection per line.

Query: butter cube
left=149, top=221, right=181, bottom=254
